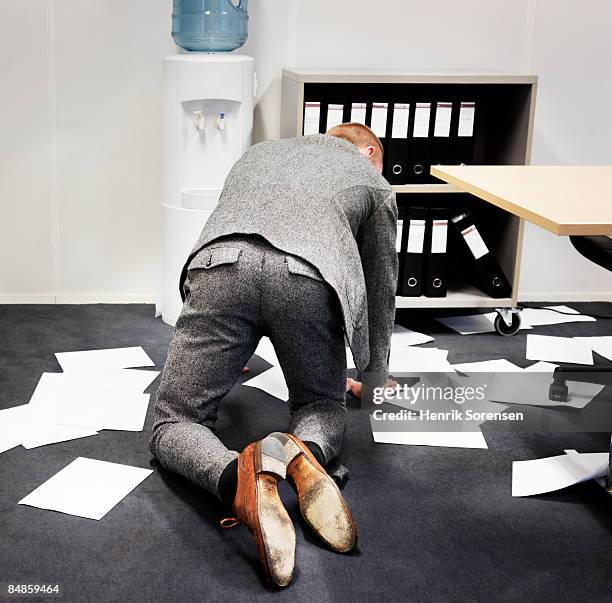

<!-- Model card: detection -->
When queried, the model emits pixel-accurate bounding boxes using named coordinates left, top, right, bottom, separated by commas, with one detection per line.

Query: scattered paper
left=26, top=371, right=155, bottom=437
left=18, top=457, right=154, bottom=520
left=436, top=312, right=531, bottom=335
left=20, top=423, right=99, bottom=450
left=243, top=366, right=289, bottom=402
left=575, top=336, right=612, bottom=362
left=372, top=429, right=488, bottom=449
left=55, top=346, right=154, bottom=372
left=512, top=449, right=608, bottom=497
left=482, top=360, right=603, bottom=408
left=389, top=347, right=455, bottom=374
left=524, top=361, right=558, bottom=372
left=391, top=324, right=434, bottom=347
left=346, top=348, right=356, bottom=370
left=488, top=377, right=603, bottom=409
left=253, top=337, right=279, bottom=367
left=0, top=405, right=30, bottom=454
left=52, top=391, right=151, bottom=432
left=437, top=306, right=593, bottom=335
left=521, top=305, right=595, bottom=327
left=453, top=359, right=522, bottom=373
left=384, top=374, right=509, bottom=425
left=526, top=335, right=594, bottom=365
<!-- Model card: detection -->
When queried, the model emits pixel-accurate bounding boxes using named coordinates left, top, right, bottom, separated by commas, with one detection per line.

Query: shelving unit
left=280, top=69, right=538, bottom=332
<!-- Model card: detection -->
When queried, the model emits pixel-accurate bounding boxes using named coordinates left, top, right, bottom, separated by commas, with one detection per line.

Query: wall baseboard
left=0, top=294, right=156, bottom=304
left=0, top=294, right=57, bottom=304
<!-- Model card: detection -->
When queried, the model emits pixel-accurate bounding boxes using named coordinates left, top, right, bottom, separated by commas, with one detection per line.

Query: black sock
left=304, top=441, right=326, bottom=468
left=218, top=458, right=238, bottom=507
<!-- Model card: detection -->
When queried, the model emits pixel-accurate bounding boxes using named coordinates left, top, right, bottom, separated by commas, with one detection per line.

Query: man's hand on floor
left=346, top=378, right=398, bottom=399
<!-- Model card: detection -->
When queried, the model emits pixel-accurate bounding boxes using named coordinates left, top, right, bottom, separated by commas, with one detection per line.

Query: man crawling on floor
left=149, top=123, right=398, bottom=587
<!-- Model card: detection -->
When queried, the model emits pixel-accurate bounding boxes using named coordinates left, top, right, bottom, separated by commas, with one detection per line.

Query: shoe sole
left=256, top=436, right=296, bottom=587
left=283, top=436, right=358, bottom=554
left=292, top=454, right=357, bottom=553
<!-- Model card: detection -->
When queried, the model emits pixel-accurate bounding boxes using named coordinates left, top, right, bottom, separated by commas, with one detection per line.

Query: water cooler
left=160, top=54, right=255, bottom=325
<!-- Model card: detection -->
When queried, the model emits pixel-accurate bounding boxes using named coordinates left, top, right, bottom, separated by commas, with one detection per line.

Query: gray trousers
left=149, top=235, right=348, bottom=499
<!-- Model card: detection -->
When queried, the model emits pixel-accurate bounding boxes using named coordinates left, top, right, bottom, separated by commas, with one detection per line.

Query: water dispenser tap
left=216, top=112, right=226, bottom=131
left=194, top=111, right=205, bottom=131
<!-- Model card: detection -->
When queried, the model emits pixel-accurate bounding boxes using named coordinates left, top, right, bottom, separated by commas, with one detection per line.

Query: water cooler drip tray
left=181, top=188, right=222, bottom=210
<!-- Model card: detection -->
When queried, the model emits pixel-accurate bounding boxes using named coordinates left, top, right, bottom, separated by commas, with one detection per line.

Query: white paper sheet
left=346, top=348, right=356, bottom=370
left=436, top=312, right=532, bottom=335
left=521, top=305, right=595, bottom=327
left=0, top=405, right=30, bottom=454
left=243, top=366, right=289, bottom=402
left=523, top=361, right=558, bottom=372
left=575, top=336, right=612, bottom=362
left=52, top=392, right=151, bottom=432
left=24, top=374, right=101, bottom=447
left=512, top=449, right=608, bottom=497
left=27, top=371, right=154, bottom=435
left=55, top=346, right=154, bottom=372
left=526, top=334, right=594, bottom=365
left=486, top=371, right=603, bottom=408
left=21, top=421, right=98, bottom=450
left=372, top=429, right=488, bottom=449
left=384, top=374, right=508, bottom=425
left=50, top=369, right=160, bottom=394
left=19, top=457, right=154, bottom=520
left=391, top=324, right=434, bottom=347
left=254, top=337, right=279, bottom=366
left=453, top=359, right=522, bottom=373
left=388, top=347, right=455, bottom=374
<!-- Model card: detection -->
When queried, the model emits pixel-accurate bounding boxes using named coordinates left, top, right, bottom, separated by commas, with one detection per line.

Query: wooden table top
left=430, top=165, right=612, bottom=236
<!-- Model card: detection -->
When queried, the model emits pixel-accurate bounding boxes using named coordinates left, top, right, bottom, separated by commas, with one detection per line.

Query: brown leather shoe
left=283, top=433, right=357, bottom=553
left=224, top=435, right=296, bottom=587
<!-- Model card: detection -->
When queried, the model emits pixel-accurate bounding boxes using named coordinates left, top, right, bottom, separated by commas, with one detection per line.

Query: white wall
left=0, top=0, right=174, bottom=303
left=519, top=0, right=612, bottom=299
left=1, top=0, right=610, bottom=302
left=0, top=0, right=54, bottom=301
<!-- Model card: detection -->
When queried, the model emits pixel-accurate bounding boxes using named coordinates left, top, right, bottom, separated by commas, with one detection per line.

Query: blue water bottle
left=172, top=0, right=249, bottom=52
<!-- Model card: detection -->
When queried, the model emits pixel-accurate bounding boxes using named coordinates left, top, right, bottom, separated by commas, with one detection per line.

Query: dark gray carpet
left=1, top=303, right=611, bottom=602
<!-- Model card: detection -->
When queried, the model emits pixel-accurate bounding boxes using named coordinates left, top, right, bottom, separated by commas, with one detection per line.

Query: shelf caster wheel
left=494, top=310, right=521, bottom=336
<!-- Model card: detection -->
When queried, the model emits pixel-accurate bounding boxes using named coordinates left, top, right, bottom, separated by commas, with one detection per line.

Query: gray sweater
left=180, top=134, right=398, bottom=378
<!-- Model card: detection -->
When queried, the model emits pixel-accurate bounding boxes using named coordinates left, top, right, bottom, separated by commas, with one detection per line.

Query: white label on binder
left=351, top=102, right=367, bottom=124
left=391, top=103, right=410, bottom=138
left=326, top=104, right=344, bottom=130
left=431, top=220, right=448, bottom=254
left=434, top=102, right=452, bottom=137
left=303, top=102, right=321, bottom=135
left=413, top=103, right=431, bottom=138
left=407, top=220, right=426, bottom=253
left=396, top=220, right=404, bottom=252
left=371, top=102, right=388, bottom=137
left=461, top=225, right=489, bottom=259
left=458, top=102, right=476, bottom=137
